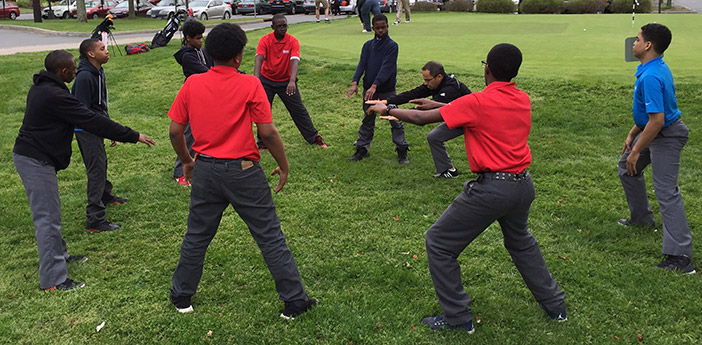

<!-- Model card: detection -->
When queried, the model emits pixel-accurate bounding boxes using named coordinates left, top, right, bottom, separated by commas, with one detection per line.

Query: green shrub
left=444, top=0, right=473, bottom=11
left=475, top=0, right=516, bottom=13
left=411, top=1, right=440, bottom=11
left=565, top=0, right=607, bottom=13
left=609, top=0, right=651, bottom=13
left=520, top=0, right=564, bottom=13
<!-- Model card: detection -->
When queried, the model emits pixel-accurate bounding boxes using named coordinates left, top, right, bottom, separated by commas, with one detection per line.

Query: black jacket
left=13, top=70, right=140, bottom=171
left=174, top=46, right=214, bottom=80
left=72, top=56, right=109, bottom=118
left=386, top=74, right=471, bottom=105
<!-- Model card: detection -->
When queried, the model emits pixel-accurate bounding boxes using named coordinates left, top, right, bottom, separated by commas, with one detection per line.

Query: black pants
left=355, top=89, right=408, bottom=151
left=257, top=75, right=319, bottom=148
left=171, top=157, right=309, bottom=303
left=75, top=130, right=115, bottom=228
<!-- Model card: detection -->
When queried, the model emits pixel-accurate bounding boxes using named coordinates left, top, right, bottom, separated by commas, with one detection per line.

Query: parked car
left=0, top=0, right=20, bottom=19
left=302, top=0, right=323, bottom=14
left=378, top=0, right=394, bottom=12
left=43, top=0, right=76, bottom=19
left=146, top=0, right=186, bottom=18
left=237, top=0, right=270, bottom=14
left=108, top=0, right=154, bottom=17
left=338, top=0, right=355, bottom=14
left=223, top=0, right=239, bottom=14
left=70, top=0, right=117, bottom=19
left=188, top=0, right=231, bottom=20
left=269, top=0, right=304, bottom=14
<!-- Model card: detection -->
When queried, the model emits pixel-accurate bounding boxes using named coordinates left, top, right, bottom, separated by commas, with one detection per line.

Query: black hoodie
left=173, top=46, right=213, bottom=81
left=13, top=70, right=140, bottom=171
left=386, top=74, right=471, bottom=105
left=72, top=56, right=109, bottom=118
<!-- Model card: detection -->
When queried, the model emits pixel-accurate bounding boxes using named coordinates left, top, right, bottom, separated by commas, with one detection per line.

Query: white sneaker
left=392, top=21, right=399, bottom=25
left=176, top=305, right=194, bottom=313
left=362, top=29, right=370, bottom=33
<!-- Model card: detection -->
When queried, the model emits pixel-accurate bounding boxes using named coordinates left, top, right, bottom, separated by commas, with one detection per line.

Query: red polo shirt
left=168, top=65, right=272, bottom=161
left=440, top=81, right=532, bottom=174
left=256, top=32, right=301, bottom=82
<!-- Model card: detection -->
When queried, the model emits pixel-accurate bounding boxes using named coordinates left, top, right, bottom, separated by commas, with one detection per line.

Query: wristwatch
left=386, top=104, right=398, bottom=115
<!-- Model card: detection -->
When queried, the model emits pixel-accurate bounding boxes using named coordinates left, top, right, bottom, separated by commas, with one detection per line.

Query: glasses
left=423, top=75, right=437, bottom=83
left=481, top=60, right=488, bottom=68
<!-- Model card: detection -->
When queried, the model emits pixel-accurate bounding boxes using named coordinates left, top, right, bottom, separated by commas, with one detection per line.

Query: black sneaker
left=433, top=168, right=459, bottom=178
left=548, top=310, right=568, bottom=322
left=170, top=294, right=194, bottom=313
left=397, top=147, right=409, bottom=164
left=421, top=315, right=474, bottom=334
left=280, top=299, right=317, bottom=319
left=42, top=278, right=85, bottom=291
left=87, top=222, right=120, bottom=233
left=656, top=255, right=696, bottom=274
left=617, top=218, right=655, bottom=228
left=66, top=255, right=88, bottom=263
left=104, top=196, right=129, bottom=205
left=347, top=147, right=369, bottom=161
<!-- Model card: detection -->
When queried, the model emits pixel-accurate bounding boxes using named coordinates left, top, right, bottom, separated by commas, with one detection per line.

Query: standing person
left=169, top=23, right=317, bottom=318
left=254, top=14, right=328, bottom=150
left=367, top=43, right=567, bottom=334
left=13, top=50, right=155, bottom=290
left=359, top=0, right=380, bottom=33
left=73, top=39, right=130, bottom=233
left=367, top=61, right=470, bottom=177
left=392, top=0, right=409, bottom=25
left=346, top=14, right=408, bottom=164
left=172, top=19, right=214, bottom=187
left=618, top=23, right=695, bottom=274
left=315, top=0, right=330, bottom=23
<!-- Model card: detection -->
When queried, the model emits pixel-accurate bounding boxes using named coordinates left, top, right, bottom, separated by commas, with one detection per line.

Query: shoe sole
left=176, top=305, right=194, bottom=313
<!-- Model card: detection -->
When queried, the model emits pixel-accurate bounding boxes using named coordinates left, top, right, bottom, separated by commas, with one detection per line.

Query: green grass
left=0, top=15, right=260, bottom=32
left=1, top=12, right=701, bottom=344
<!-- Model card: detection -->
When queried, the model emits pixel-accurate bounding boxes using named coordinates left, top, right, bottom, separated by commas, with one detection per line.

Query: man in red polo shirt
left=254, top=13, right=327, bottom=150
left=368, top=43, right=566, bottom=334
left=168, top=23, right=316, bottom=319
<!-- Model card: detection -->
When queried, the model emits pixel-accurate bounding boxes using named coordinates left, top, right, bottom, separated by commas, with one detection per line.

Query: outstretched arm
left=366, top=103, right=443, bottom=126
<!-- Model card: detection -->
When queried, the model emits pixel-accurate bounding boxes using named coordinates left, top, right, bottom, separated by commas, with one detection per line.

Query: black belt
left=196, top=154, right=244, bottom=163
left=477, top=170, right=529, bottom=182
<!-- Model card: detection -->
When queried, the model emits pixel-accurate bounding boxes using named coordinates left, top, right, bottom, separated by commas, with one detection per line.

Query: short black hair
left=486, top=43, right=522, bottom=82
left=79, top=39, right=100, bottom=59
left=205, top=23, right=247, bottom=62
left=182, top=19, right=206, bottom=40
left=640, top=23, right=672, bottom=55
left=45, top=50, right=75, bottom=74
left=272, top=13, right=286, bottom=22
left=372, top=14, right=387, bottom=26
left=422, top=61, right=446, bottom=78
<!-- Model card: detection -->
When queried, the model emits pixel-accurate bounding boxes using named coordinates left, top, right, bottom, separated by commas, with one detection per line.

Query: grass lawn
left=1, top=12, right=701, bottom=345
left=0, top=15, right=260, bottom=32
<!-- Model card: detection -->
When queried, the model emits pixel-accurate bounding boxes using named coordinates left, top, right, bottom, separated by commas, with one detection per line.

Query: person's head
left=205, top=23, right=247, bottom=67
left=45, top=50, right=77, bottom=83
left=79, top=39, right=109, bottom=66
left=634, top=23, right=671, bottom=59
left=271, top=13, right=287, bottom=38
left=484, top=43, right=522, bottom=84
left=182, top=19, right=206, bottom=49
left=421, top=61, right=446, bottom=90
left=372, top=14, right=388, bottom=38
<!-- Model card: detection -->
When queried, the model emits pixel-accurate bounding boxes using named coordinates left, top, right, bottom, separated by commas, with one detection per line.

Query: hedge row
left=471, top=0, right=651, bottom=13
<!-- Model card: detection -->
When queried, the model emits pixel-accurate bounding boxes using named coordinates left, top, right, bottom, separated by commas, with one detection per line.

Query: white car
left=42, top=0, right=76, bottom=19
left=189, top=0, right=232, bottom=20
left=147, top=0, right=186, bottom=19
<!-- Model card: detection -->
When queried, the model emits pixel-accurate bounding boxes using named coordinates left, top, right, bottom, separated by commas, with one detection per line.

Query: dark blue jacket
left=72, top=56, right=109, bottom=118
left=352, top=34, right=398, bottom=93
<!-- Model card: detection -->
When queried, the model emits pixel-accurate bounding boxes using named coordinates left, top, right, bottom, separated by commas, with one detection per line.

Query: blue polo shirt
left=632, top=56, right=681, bottom=129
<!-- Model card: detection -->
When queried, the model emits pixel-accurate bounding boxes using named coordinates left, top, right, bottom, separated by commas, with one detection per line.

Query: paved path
left=0, top=13, right=332, bottom=55
left=674, top=0, right=701, bottom=12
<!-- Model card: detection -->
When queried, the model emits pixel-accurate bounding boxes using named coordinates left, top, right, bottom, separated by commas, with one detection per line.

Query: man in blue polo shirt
left=618, top=23, right=694, bottom=274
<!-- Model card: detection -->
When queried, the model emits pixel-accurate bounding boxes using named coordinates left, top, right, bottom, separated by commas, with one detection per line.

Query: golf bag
left=150, top=9, right=187, bottom=49
left=90, top=14, right=115, bottom=40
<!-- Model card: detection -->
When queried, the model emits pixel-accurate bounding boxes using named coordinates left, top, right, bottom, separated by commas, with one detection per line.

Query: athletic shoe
left=280, top=299, right=317, bottom=319
left=325, top=19, right=330, bottom=23
left=404, top=20, right=410, bottom=23
left=42, top=278, right=85, bottom=291
left=347, top=147, right=369, bottom=161
left=548, top=310, right=568, bottom=322
left=421, top=315, right=474, bottom=334
left=392, top=21, right=399, bottom=25
left=397, top=147, right=409, bottom=164
left=433, top=168, right=459, bottom=179
left=617, top=218, right=655, bottom=228
left=362, top=30, right=371, bottom=33
left=87, top=222, right=120, bottom=233
left=170, top=294, right=194, bottom=313
left=104, top=195, right=129, bottom=205
left=656, top=255, right=696, bottom=274
left=66, top=255, right=88, bottom=263
left=313, top=135, right=328, bottom=148
left=175, top=175, right=191, bottom=187
left=316, top=19, right=320, bottom=23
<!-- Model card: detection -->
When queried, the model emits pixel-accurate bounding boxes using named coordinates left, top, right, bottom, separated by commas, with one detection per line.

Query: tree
left=128, top=0, right=135, bottom=18
left=75, top=0, right=88, bottom=22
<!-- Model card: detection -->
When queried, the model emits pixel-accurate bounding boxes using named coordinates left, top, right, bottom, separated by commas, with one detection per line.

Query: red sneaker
left=175, top=176, right=191, bottom=187
left=313, top=135, right=328, bottom=149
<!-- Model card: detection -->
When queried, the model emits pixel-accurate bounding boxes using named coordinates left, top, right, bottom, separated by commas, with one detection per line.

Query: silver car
left=147, top=0, right=187, bottom=19
left=189, top=0, right=232, bottom=20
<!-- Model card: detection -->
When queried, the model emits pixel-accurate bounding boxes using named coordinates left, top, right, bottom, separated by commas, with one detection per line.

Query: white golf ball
left=583, top=28, right=587, bottom=31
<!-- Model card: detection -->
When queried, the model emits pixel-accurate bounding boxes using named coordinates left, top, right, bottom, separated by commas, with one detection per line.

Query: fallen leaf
left=372, top=238, right=377, bottom=242
left=410, top=324, right=416, bottom=330
left=206, top=330, right=213, bottom=337
left=558, top=256, right=572, bottom=262
left=96, top=321, right=105, bottom=332
left=393, top=217, right=400, bottom=221
left=376, top=323, right=381, bottom=329
left=241, top=285, right=246, bottom=289
left=637, top=333, right=643, bottom=341
left=218, top=313, right=223, bottom=317
left=412, top=254, right=418, bottom=259
left=356, top=253, right=362, bottom=257
left=614, top=335, right=620, bottom=341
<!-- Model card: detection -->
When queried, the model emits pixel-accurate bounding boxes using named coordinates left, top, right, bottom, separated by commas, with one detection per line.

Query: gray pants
left=356, top=90, right=408, bottom=151
left=426, top=172, right=565, bottom=325
left=171, top=157, right=309, bottom=303
left=75, top=130, right=114, bottom=228
left=14, top=153, right=70, bottom=289
left=427, top=123, right=463, bottom=173
left=258, top=76, right=319, bottom=148
left=173, top=124, right=196, bottom=177
left=618, top=119, right=692, bottom=259
left=395, top=0, right=410, bottom=22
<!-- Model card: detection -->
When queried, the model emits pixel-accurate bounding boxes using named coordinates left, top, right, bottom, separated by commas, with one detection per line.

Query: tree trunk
left=128, top=0, right=135, bottom=18
left=32, top=0, right=43, bottom=22
left=75, top=0, right=87, bottom=22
